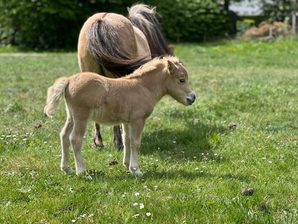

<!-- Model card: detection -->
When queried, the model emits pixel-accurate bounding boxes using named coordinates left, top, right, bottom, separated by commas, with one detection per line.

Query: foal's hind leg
left=93, top=122, right=103, bottom=148
left=60, top=108, right=74, bottom=175
left=70, top=110, right=92, bottom=180
left=113, top=125, right=123, bottom=149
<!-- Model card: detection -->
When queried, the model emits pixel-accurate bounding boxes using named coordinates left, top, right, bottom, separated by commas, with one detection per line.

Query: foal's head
left=165, top=58, right=196, bottom=106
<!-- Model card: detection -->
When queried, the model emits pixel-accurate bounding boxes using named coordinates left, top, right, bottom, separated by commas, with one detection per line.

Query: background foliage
left=0, top=0, right=232, bottom=50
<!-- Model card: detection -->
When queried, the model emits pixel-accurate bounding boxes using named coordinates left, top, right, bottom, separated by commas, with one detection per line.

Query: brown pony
left=44, top=56, right=196, bottom=180
left=78, top=4, right=171, bottom=149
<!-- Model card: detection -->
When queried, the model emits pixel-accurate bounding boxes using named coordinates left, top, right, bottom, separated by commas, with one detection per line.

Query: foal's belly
left=92, top=107, right=129, bottom=126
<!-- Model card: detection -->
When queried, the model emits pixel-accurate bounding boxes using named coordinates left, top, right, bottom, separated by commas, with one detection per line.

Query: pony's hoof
left=93, top=137, right=104, bottom=148
left=92, top=141, right=104, bottom=148
left=61, top=166, right=74, bottom=175
left=113, top=139, right=123, bottom=150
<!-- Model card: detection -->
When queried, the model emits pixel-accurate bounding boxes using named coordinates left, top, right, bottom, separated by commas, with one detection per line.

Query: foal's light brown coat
left=45, top=56, right=195, bottom=180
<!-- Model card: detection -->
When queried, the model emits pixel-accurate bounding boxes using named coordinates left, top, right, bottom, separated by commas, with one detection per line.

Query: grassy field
left=1, top=38, right=298, bottom=223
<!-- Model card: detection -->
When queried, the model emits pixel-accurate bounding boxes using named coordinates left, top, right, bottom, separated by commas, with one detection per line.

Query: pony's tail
left=128, top=4, right=171, bottom=57
left=44, top=77, right=69, bottom=118
left=87, top=19, right=150, bottom=77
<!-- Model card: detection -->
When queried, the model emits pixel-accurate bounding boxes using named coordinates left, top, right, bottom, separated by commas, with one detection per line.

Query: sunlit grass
left=1, top=38, right=298, bottom=223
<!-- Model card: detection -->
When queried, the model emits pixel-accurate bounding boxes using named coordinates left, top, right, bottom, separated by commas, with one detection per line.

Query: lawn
left=1, top=38, right=298, bottom=223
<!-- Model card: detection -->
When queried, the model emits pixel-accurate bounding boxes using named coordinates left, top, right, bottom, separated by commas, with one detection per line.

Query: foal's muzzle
left=186, top=92, right=196, bottom=105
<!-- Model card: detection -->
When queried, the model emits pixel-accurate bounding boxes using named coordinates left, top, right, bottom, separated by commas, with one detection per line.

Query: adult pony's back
left=77, top=4, right=171, bottom=148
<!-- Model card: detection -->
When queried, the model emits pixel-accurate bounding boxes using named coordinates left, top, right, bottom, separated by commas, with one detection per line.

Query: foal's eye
left=179, top=79, right=185, bottom=83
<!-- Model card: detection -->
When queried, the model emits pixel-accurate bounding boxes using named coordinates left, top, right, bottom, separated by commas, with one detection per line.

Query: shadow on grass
left=141, top=119, right=227, bottom=159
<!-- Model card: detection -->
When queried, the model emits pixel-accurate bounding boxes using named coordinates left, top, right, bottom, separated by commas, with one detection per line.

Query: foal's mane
left=128, top=56, right=179, bottom=78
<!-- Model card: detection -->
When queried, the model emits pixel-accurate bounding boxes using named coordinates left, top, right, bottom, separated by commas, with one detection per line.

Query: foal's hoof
left=130, top=167, right=143, bottom=176
left=78, top=172, right=93, bottom=181
left=61, top=166, right=74, bottom=175
left=85, top=174, right=93, bottom=181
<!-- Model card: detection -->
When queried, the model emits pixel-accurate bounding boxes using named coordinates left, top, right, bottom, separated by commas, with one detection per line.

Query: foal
left=44, top=56, right=196, bottom=180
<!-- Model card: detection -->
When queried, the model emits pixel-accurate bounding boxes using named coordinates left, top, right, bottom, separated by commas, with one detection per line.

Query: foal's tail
left=44, top=77, right=69, bottom=118
left=87, top=18, right=150, bottom=78
left=128, top=4, right=171, bottom=57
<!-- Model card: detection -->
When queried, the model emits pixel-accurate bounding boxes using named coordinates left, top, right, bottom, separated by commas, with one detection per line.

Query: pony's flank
left=87, top=19, right=150, bottom=77
left=44, top=77, right=69, bottom=117
left=128, top=4, right=171, bottom=57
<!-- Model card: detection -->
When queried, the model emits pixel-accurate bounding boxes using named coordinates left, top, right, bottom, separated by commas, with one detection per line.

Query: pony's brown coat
left=45, top=56, right=196, bottom=180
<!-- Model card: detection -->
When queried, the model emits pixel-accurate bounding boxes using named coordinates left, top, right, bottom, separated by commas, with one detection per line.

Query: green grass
left=1, top=38, right=298, bottom=223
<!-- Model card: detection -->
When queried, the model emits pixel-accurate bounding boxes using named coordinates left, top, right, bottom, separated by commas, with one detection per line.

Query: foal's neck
left=131, top=67, right=167, bottom=103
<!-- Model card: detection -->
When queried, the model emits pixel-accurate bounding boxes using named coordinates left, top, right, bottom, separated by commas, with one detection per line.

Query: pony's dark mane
left=128, top=4, right=172, bottom=58
left=87, top=19, right=150, bottom=77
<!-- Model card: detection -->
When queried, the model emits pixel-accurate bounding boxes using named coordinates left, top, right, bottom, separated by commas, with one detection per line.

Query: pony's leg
left=113, top=125, right=123, bottom=149
left=122, top=124, right=131, bottom=170
left=93, top=123, right=103, bottom=148
left=70, top=111, right=92, bottom=180
left=60, top=110, right=74, bottom=175
left=129, top=120, right=146, bottom=176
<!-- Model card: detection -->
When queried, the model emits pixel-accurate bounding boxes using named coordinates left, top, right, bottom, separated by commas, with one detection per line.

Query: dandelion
left=259, top=148, right=262, bottom=150
left=247, top=136, right=250, bottom=139
left=135, top=192, right=140, bottom=196
left=258, top=135, right=261, bottom=137
left=133, top=202, right=138, bottom=206
left=146, top=212, right=152, bottom=216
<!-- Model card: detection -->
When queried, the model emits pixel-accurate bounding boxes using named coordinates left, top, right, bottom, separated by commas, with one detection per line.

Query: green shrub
left=0, top=0, right=232, bottom=50
left=148, top=0, right=232, bottom=42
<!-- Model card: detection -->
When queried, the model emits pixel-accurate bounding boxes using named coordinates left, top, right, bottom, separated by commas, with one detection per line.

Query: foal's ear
left=151, top=6, right=157, bottom=14
left=167, top=60, right=176, bottom=73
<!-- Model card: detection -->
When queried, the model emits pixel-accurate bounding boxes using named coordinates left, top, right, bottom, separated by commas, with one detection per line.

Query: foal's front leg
left=122, top=124, right=131, bottom=170
left=125, top=120, right=145, bottom=176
